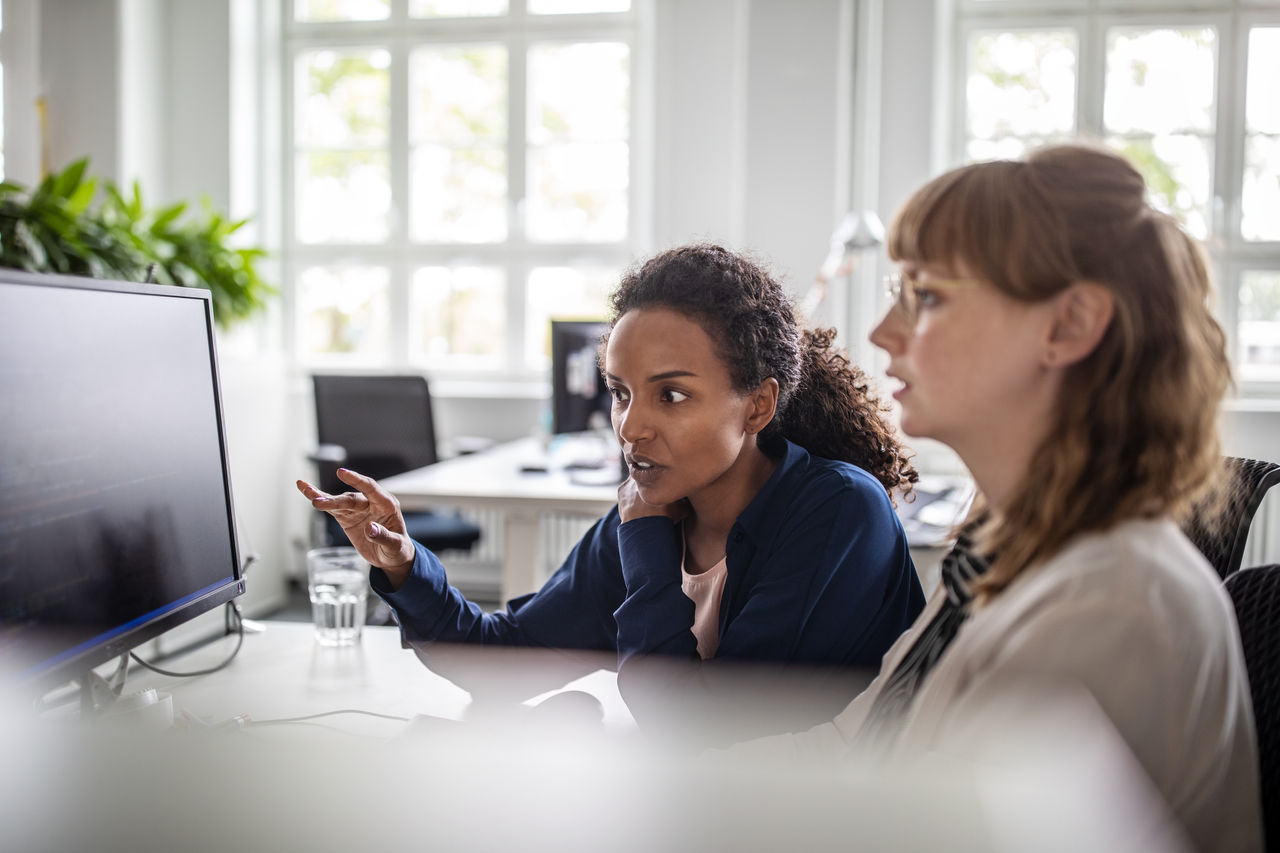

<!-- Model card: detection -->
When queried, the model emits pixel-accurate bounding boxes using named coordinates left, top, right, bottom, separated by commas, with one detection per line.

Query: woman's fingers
left=336, top=467, right=400, bottom=505
left=295, top=479, right=325, bottom=500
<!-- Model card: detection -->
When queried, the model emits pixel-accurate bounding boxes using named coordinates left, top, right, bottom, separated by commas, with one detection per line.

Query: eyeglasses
left=883, top=271, right=982, bottom=325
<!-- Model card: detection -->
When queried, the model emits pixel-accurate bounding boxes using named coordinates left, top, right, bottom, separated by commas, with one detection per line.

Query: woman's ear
left=744, top=377, right=780, bottom=435
left=1045, top=281, right=1114, bottom=368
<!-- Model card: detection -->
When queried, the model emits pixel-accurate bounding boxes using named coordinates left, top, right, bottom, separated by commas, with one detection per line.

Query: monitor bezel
left=1, top=269, right=247, bottom=696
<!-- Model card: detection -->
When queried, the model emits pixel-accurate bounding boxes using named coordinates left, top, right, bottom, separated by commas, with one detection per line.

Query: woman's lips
left=627, top=454, right=663, bottom=486
left=886, top=372, right=909, bottom=399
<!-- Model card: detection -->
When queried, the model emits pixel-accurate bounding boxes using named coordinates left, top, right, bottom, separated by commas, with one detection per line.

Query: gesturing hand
left=296, top=468, right=416, bottom=586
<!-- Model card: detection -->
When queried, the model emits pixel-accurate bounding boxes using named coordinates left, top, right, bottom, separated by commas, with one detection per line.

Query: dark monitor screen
left=550, top=319, right=611, bottom=436
left=0, top=270, right=245, bottom=694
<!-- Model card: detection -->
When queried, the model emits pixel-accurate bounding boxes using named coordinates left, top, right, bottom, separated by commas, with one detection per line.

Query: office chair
left=310, top=374, right=482, bottom=555
left=1180, top=457, right=1280, bottom=580
left=1224, top=564, right=1280, bottom=850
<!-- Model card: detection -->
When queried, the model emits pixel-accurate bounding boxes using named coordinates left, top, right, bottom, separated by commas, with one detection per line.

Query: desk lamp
left=800, top=209, right=885, bottom=319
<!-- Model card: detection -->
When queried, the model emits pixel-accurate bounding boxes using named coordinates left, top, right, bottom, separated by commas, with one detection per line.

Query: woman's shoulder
left=781, top=442, right=892, bottom=500
left=999, top=517, right=1232, bottom=639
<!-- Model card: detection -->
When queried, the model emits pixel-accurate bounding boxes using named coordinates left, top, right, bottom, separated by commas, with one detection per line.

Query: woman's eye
left=662, top=388, right=690, bottom=403
left=912, top=286, right=941, bottom=309
left=608, top=386, right=630, bottom=403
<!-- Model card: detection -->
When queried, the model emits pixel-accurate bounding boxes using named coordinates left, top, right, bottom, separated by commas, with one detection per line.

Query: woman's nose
left=869, top=306, right=907, bottom=355
left=614, top=399, right=653, bottom=445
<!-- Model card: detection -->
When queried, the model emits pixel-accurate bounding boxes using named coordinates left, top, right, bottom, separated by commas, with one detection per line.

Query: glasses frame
left=884, top=271, right=983, bottom=325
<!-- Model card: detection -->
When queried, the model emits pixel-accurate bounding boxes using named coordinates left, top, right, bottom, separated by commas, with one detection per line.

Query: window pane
left=409, top=267, right=505, bottom=364
left=295, top=0, right=389, bottom=21
left=1239, top=271, right=1280, bottom=383
left=410, top=46, right=507, bottom=243
left=966, top=136, right=1035, bottom=163
left=529, top=42, right=629, bottom=142
left=525, top=266, right=617, bottom=366
left=411, top=46, right=506, bottom=142
left=410, top=0, right=507, bottom=16
left=295, top=48, right=391, bottom=244
left=1109, top=136, right=1212, bottom=239
left=527, top=143, right=629, bottom=242
left=1244, top=28, right=1280, bottom=242
left=1246, top=29, right=1280, bottom=135
left=1243, top=136, right=1280, bottom=243
left=296, top=151, right=391, bottom=243
left=297, top=49, right=389, bottom=148
left=530, top=0, right=629, bottom=13
left=298, top=266, right=391, bottom=361
left=527, top=42, right=630, bottom=243
left=966, top=30, right=1077, bottom=141
left=411, top=147, right=507, bottom=242
left=1104, top=27, right=1216, bottom=135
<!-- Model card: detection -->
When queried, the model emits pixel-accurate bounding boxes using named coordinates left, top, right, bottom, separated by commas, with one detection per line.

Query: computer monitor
left=550, top=319, right=612, bottom=436
left=0, top=270, right=246, bottom=696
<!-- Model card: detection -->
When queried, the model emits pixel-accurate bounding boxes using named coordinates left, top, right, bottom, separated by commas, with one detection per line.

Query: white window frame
left=278, top=0, right=651, bottom=391
left=951, top=0, right=1280, bottom=398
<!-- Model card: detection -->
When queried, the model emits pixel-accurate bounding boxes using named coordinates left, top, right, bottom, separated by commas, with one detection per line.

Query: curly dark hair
left=601, top=243, right=916, bottom=499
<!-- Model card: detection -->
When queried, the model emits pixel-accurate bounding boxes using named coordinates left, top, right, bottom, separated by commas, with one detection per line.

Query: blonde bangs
left=888, top=160, right=1069, bottom=301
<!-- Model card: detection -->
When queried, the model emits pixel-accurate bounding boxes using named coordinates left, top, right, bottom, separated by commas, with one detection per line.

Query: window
left=282, top=0, right=640, bottom=382
left=954, top=0, right=1280, bottom=390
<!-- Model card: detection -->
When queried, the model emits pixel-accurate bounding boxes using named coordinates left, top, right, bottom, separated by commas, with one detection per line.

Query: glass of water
left=305, top=547, right=369, bottom=646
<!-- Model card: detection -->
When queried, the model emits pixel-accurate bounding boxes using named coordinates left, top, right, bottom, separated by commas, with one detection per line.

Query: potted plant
left=0, top=158, right=274, bottom=329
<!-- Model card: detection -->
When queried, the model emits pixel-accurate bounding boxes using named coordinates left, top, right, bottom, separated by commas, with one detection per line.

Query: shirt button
left=732, top=530, right=744, bottom=543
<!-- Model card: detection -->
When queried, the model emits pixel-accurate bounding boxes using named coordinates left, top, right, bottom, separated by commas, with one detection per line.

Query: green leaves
left=0, top=158, right=275, bottom=329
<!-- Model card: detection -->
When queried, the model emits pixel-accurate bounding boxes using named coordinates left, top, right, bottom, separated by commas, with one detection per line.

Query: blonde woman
left=726, top=144, right=1262, bottom=851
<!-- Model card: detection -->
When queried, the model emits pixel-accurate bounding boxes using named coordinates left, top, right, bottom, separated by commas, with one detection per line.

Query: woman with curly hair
left=722, top=144, right=1260, bottom=850
left=298, top=243, right=924, bottom=696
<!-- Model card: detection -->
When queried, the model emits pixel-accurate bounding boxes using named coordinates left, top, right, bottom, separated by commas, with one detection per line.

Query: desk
left=0, top=621, right=1183, bottom=852
left=382, top=434, right=621, bottom=601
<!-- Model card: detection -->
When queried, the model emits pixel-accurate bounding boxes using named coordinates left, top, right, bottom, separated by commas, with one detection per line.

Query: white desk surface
left=382, top=433, right=622, bottom=516
left=1, top=620, right=1185, bottom=853
left=382, top=434, right=622, bottom=599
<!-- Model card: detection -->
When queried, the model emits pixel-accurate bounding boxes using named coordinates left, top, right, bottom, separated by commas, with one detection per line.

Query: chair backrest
left=311, top=374, right=440, bottom=494
left=1181, top=457, right=1280, bottom=580
left=1224, top=564, right=1280, bottom=849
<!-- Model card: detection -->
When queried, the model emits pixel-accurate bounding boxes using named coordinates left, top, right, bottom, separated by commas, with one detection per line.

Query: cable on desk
left=129, top=601, right=246, bottom=678
left=128, top=554, right=258, bottom=679
left=247, top=708, right=414, bottom=727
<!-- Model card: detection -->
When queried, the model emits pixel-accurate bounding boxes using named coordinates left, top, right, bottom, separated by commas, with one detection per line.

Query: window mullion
left=390, top=36, right=410, bottom=363
left=1077, top=14, right=1105, bottom=138
left=508, top=31, right=529, bottom=375
left=1220, top=10, right=1247, bottom=253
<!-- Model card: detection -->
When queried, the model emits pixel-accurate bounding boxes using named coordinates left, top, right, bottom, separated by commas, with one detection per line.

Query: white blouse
left=722, top=518, right=1262, bottom=853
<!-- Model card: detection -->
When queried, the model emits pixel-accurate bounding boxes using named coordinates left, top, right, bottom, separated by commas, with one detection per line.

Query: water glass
left=306, top=547, right=369, bottom=646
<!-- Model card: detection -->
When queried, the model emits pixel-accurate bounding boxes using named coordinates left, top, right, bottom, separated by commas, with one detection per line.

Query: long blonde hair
left=888, top=143, right=1232, bottom=594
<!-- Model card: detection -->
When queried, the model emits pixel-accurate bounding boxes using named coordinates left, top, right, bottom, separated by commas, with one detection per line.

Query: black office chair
left=1224, top=564, right=1280, bottom=850
left=310, top=374, right=482, bottom=555
left=1181, top=457, right=1280, bottom=580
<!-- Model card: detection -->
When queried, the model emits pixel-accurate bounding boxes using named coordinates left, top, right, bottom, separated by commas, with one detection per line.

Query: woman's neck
left=684, top=442, right=778, bottom=556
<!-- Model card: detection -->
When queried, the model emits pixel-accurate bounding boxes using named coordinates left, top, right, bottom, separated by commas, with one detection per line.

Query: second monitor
left=550, top=319, right=612, bottom=436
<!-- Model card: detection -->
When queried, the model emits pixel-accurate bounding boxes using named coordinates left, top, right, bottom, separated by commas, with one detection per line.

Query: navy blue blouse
left=373, top=438, right=924, bottom=671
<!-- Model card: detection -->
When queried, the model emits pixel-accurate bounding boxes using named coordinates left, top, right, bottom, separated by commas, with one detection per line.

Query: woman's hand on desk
left=296, top=468, right=416, bottom=589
